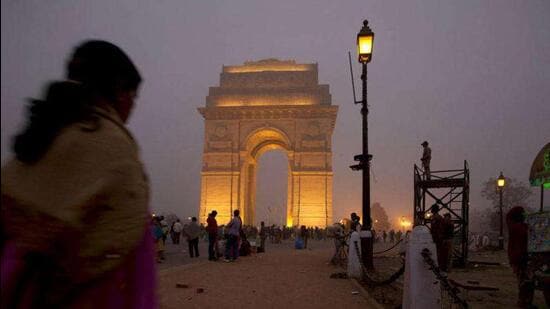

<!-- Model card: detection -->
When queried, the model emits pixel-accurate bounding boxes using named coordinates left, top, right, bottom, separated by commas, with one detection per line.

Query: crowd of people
left=150, top=210, right=345, bottom=264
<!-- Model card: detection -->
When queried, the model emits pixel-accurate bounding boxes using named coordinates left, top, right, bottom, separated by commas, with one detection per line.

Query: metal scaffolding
left=414, top=160, right=470, bottom=267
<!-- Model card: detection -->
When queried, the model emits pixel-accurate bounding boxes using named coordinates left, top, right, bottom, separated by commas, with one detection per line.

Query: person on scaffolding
left=421, top=141, right=432, bottom=180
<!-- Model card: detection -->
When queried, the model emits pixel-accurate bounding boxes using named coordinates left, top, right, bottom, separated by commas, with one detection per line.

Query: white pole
left=403, top=225, right=441, bottom=309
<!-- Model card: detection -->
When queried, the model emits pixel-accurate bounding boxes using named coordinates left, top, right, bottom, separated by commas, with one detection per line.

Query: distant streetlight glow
left=400, top=216, right=411, bottom=231
left=497, top=172, right=506, bottom=188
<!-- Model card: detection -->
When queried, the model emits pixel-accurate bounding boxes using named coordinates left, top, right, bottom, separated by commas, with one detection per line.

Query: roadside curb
left=350, top=278, right=385, bottom=309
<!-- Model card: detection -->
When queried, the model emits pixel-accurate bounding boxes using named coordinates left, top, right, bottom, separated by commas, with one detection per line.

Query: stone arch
left=245, top=127, right=292, bottom=158
left=198, top=59, right=337, bottom=227
left=241, top=128, right=293, bottom=226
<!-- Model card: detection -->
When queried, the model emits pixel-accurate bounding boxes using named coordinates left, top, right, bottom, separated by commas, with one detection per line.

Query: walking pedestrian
left=184, top=217, right=201, bottom=258
left=172, top=219, right=183, bottom=244
left=153, top=217, right=165, bottom=262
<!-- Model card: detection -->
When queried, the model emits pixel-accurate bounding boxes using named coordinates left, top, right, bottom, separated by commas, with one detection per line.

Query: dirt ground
left=157, top=240, right=548, bottom=308
left=157, top=240, right=380, bottom=309
left=363, top=243, right=548, bottom=309
left=449, top=249, right=547, bottom=308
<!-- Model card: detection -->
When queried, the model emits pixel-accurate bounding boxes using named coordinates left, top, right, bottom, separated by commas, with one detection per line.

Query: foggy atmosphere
left=1, top=0, right=549, bottom=308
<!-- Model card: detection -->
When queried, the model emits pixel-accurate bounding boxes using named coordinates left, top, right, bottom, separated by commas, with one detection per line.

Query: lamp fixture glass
left=357, top=20, right=374, bottom=63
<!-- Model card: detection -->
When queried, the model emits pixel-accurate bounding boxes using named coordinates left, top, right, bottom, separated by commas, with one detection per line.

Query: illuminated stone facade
left=198, top=59, right=337, bottom=227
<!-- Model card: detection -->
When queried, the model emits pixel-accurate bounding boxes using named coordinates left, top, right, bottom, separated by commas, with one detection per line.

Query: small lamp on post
left=497, top=172, right=506, bottom=249
left=357, top=21, right=374, bottom=63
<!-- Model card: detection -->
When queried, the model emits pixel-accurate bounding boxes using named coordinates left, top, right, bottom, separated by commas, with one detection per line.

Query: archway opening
left=255, top=150, right=288, bottom=227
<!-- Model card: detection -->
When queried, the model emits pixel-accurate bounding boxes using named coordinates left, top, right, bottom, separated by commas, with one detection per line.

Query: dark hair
left=234, top=209, right=240, bottom=216
left=13, top=40, right=141, bottom=163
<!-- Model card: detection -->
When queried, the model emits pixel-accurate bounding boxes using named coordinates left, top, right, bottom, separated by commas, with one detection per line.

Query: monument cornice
left=198, top=105, right=338, bottom=121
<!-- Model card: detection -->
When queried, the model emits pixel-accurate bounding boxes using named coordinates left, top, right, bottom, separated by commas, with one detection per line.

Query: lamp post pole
left=497, top=171, right=505, bottom=250
left=361, top=61, right=374, bottom=269
left=350, top=19, right=375, bottom=270
left=498, top=186, right=504, bottom=249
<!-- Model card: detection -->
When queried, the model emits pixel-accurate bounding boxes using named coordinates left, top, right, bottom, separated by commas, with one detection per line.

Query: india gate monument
left=198, top=59, right=338, bottom=227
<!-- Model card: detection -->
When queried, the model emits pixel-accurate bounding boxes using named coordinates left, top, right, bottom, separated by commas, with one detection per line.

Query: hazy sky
left=2, top=0, right=549, bottom=227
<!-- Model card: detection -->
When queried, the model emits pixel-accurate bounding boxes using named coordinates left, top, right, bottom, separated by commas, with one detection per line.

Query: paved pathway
left=158, top=240, right=380, bottom=308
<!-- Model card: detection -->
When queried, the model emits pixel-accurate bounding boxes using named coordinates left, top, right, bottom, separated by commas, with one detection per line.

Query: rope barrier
left=373, top=239, right=403, bottom=255
left=354, top=241, right=405, bottom=286
left=421, top=248, right=468, bottom=308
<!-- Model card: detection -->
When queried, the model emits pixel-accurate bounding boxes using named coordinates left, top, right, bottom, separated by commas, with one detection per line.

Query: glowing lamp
left=357, top=20, right=374, bottom=63
left=497, top=172, right=505, bottom=188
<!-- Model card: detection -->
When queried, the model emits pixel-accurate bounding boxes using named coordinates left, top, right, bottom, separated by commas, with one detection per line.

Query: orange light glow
left=213, top=97, right=315, bottom=107
left=223, top=60, right=313, bottom=73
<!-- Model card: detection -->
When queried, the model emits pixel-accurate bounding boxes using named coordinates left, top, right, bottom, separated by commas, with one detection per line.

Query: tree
left=481, top=177, right=534, bottom=210
left=480, top=177, right=534, bottom=232
left=371, top=202, right=391, bottom=231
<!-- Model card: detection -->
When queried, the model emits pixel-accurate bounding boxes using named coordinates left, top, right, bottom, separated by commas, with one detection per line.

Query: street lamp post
left=497, top=171, right=506, bottom=249
left=355, top=19, right=375, bottom=269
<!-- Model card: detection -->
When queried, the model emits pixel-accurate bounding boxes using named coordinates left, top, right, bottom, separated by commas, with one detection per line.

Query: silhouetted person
left=395, top=230, right=403, bottom=242
left=1, top=40, right=154, bottom=307
left=421, top=141, right=431, bottom=180
left=300, top=225, right=308, bottom=249
left=506, top=206, right=535, bottom=307
left=389, top=229, right=395, bottom=243
left=429, top=204, right=448, bottom=272
left=259, top=221, right=267, bottom=253
left=442, top=213, right=454, bottom=272
left=206, top=211, right=218, bottom=260
left=350, top=212, right=362, bottom=232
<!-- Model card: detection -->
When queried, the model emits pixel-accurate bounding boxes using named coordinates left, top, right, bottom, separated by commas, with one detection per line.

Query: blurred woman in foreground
left=1, top=40, right=155, bottom=308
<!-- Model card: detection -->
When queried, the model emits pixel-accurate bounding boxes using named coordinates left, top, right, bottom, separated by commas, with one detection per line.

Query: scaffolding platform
left=414, top=161, right=470, bottom=267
